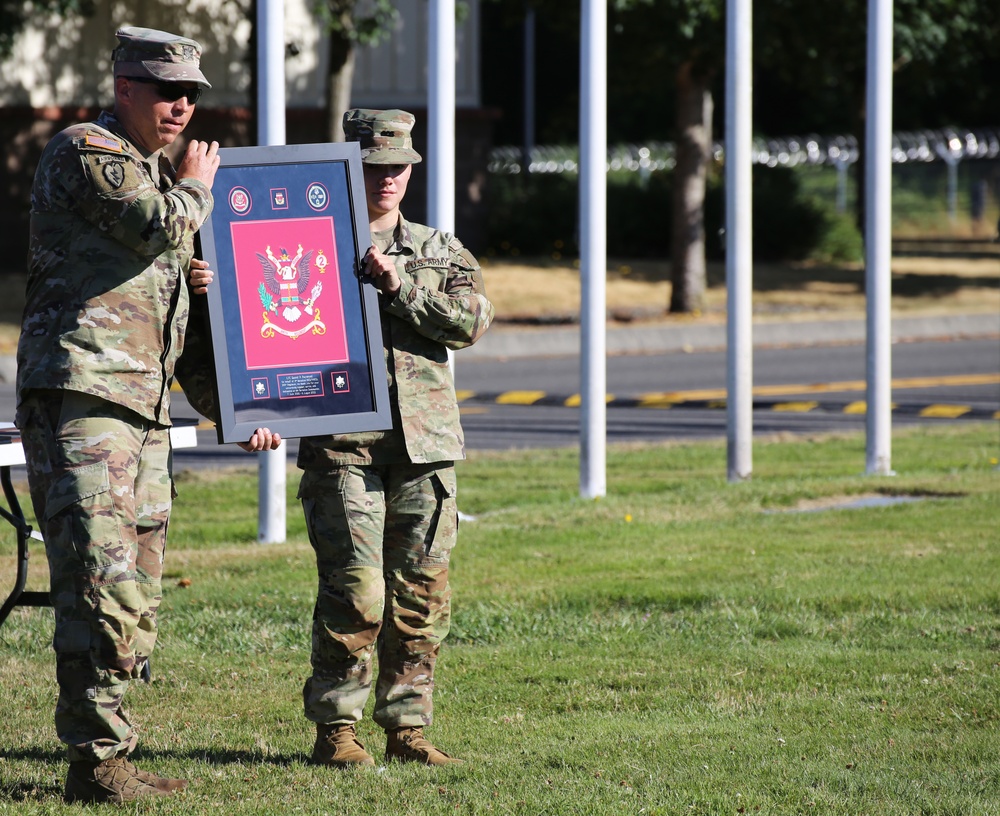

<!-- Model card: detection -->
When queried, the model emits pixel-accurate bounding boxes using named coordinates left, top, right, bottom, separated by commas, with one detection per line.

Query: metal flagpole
left=427, top=1, right=458, bottom=383
left=428, top=0, right=456, bottom=234
left=579, top=0, right=607, bottom=498
left=429, top=1, right=477, bottom=522
left=865, top=0, right=894, bottom=475
left=725, top=0, right=753, bottom=482
left=256, top=0, right=287, bottom=542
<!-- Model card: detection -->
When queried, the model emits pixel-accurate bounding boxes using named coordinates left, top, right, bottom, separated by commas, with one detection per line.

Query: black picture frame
left=197, top=142, right=389, bottom=443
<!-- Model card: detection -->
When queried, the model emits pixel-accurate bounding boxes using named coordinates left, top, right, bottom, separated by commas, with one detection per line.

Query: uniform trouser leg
left=17, top=392, right=172, bottom=762
left=300, top=462, right=457, bottom=729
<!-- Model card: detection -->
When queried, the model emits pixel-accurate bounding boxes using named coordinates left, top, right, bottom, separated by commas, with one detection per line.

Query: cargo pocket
left=425, top=467, right=458, bottom=562
left=44, top=461, right=126, bottom=586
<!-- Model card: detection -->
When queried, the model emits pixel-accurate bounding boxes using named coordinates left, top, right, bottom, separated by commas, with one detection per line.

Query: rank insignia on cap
left=85, top=134, right=123, bottom=152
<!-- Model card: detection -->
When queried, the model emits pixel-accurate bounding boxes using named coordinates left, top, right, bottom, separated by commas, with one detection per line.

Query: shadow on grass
left=166, top=747, right=303, bottom=767
left=0, top=746, right=309, bottom=768
left=0, top=749, right=310, bottom=802
left=891, top=271, right=1000, bottom=298
left=0, top=747, right=63, bottom=802
left=0, top=746, right=62, bottom=763
left=0, top=781, right=63, bottom=803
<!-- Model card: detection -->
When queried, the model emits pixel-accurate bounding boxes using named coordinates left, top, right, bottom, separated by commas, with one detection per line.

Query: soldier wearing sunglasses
left=16, top=25, right=281, bottom=805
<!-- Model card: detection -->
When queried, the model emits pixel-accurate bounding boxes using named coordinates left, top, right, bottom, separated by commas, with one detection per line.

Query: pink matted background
left=230, top=216, right=349, bottom=370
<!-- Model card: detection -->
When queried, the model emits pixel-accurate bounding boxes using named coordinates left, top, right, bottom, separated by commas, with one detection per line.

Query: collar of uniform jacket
left=379, top=216, right=416, bottom=256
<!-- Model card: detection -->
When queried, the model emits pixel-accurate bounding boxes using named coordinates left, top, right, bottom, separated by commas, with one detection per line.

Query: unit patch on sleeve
left=103, top=161, right=125, bottom=189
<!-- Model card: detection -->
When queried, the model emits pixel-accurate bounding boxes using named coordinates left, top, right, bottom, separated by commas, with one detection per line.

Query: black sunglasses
left=124, top=76, right=203, bottom=105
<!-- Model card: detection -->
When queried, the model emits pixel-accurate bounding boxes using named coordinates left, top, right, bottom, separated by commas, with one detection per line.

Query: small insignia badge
left=85, top=134, right=122, bottom=152
left=306, top=182, right=329, bottom=211
left=271, top=188, right=288, bottom=209
left=182, top=45, right=196, bottom=61
left=229, top=186, right=252, bottom=215
left=331, top=371, right=351, bottom=393
left=251, top=377, right=270, bottom=400
left=103, top=162, right=125, bottom=189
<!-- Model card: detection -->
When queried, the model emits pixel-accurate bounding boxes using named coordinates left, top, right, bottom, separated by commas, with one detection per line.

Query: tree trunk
left=325, top=25, right=355, bottom=142
left=670, top=60, right=713, bottom=314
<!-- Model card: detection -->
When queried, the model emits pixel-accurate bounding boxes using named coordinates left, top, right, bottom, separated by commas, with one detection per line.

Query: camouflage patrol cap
left=343, top=109, right=422, bottom=165
left=112, top=26, right=211, bottom=89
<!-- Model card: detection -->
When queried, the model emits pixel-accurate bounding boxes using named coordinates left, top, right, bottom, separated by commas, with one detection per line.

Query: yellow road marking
left=496, top=390, right=547, bottom=405
left=564, top=394, right=615, bottom=407
left=637, top=395, right=678, bottom=408
left=919, top=404, right=971, bottom=418
left=645, top=373, right=1000, bottom=402
left=772, top=401, right=820, bottom=412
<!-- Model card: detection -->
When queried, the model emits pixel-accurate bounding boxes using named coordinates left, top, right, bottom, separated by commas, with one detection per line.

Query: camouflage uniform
left=15, top=54, right=214, bottom=761
left=298, top=213, right=494, bottom=731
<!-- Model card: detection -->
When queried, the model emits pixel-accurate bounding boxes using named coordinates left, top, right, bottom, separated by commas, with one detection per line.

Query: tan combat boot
left=119, top=755, right=190, bottom=792
left=385, top=727, right=464, bottom=766
left=64, top=755, right=170, bottom=804
left=312, top=723, right=376, bottom=767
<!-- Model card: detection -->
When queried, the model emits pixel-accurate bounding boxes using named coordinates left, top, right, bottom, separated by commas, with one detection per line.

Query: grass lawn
left=0, top=424, right=997, bottom=814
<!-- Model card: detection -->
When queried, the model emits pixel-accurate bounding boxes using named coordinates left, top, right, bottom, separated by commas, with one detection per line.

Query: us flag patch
left=85, top=134, right=122, bottom=152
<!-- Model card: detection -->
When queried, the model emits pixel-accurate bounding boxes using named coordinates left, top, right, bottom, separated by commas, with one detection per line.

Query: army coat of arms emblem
left=256, top=243, right=329, bottom=339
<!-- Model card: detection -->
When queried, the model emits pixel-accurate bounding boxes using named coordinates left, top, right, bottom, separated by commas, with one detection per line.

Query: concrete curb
left=0, top=312, right=995, bottom=382
left=462, top=312, right=1000, bottom=360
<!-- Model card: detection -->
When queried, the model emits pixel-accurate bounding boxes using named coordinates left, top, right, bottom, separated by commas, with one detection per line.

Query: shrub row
left=483, top=165, right=863, bottom=263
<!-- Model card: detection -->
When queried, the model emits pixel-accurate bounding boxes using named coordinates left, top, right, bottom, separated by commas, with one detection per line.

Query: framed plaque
left=197, top=143, right=389, bottom=443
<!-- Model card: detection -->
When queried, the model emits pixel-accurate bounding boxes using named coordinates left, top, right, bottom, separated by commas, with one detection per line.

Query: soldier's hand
left=237, top=427, right=282, bottom=452
left=177, top=140, right=221, bottom=188
left=364, top=246, right=401, bottom=297
left=188, top=258, right=214, bottom=294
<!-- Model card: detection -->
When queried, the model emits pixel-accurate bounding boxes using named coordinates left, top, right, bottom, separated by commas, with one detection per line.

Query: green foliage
left=0, top=0, right=94, bottom=58
left=756, top=0, right=1000, bottom=132
left=484, top=0, right=998, bottom=144
left=1, top=425, right=997, bottom=813
left=311, top=0, right=470, bottom=46
left=810, top=210, right=864, bottom=263
left=310, top=0, right=399, bottom=47
left=484, top=165, right=856, bottom=262
left=483, top=172, right=579, bottom=257
left=258, top=282, right=275, bottom=313
left=749, top=167, right=857, bottom=262
left=613, top=0, right=723, bottom=45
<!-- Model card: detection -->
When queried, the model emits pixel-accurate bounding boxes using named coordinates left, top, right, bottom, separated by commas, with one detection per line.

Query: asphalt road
left=0, top=336, right=995, bottom=468
left=452, top=335, right=1000, bottom=449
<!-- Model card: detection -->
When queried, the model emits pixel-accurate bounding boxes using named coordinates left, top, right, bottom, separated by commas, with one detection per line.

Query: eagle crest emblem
left=256, top=243, right=329, bottom=339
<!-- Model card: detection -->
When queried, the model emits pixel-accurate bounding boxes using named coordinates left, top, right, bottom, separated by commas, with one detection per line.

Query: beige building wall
left=0, top=0, right=480, bottom=110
